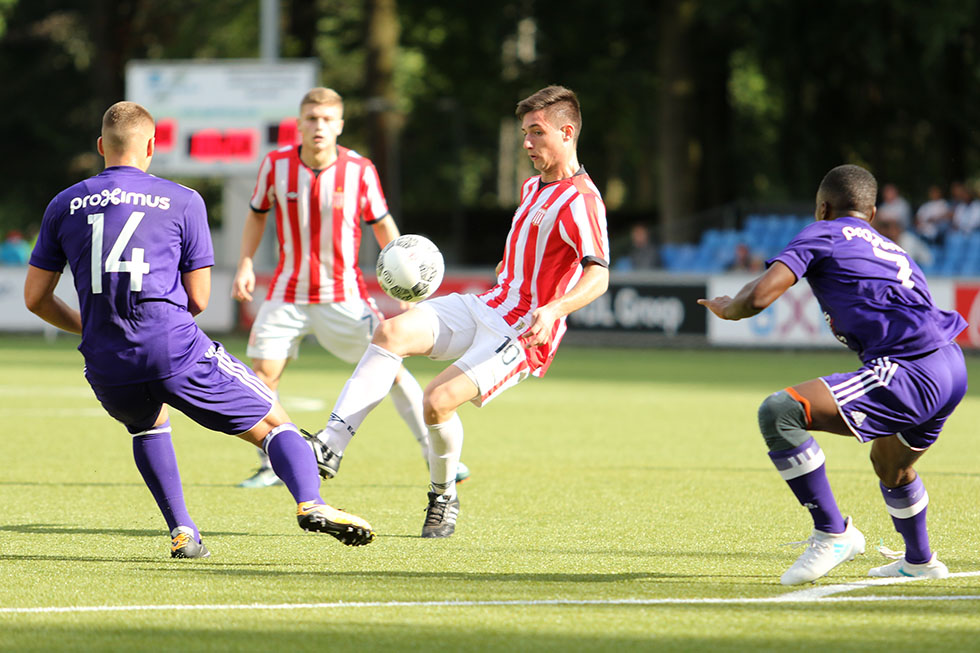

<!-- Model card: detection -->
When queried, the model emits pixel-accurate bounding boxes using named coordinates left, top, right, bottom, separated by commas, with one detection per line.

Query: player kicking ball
left=700, top=164, right=966, bottom=585
left=25, top=101, right=375, bottom=558
left=307, top=85, right=609, bottom=538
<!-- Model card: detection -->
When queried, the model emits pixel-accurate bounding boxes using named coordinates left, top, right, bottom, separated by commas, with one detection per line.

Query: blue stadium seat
left=662, top=244, right=698, bottom=272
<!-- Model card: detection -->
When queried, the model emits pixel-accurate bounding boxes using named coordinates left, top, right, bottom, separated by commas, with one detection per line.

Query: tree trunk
left=365, top=0, right=402, bottom=216
left=657, top=0, right=698, bottom=243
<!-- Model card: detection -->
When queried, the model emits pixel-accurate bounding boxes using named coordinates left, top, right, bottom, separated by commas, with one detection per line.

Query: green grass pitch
left=1, top=334, right=979, bottom=652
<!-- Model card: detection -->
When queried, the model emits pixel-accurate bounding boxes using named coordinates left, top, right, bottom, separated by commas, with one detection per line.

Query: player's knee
left=869, top=448, right=915, bottom=487
left=371, top=319, right=399, bottom=348
left=371, top=314, right=418, bottom=354
left=422, top=386, right=456, bottom=425
left=758, top=391, right=810, bottom=451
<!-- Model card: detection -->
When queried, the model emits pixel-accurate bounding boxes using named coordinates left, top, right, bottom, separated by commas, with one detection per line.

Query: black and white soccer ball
left=376, top=234, right=445, bottom=302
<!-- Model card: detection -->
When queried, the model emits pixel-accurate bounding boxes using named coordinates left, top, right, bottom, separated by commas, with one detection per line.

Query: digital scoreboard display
left=125, top=59, right=318, bottom=176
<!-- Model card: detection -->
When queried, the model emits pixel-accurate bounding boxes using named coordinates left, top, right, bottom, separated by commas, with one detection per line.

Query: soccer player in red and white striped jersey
left=308, top=85, right=610, bottom=538
left=231, top=88, right=449, bottom=487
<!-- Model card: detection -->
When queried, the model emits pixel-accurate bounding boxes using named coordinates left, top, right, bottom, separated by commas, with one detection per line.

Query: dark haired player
left=25, top=101, right=375, bottom=558
left=307, top=85, right=610, bottom=538
left=700, top=164, right=967, bottom=585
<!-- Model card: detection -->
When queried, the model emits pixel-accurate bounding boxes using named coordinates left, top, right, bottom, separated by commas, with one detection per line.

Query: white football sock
left=256, top=449, right=271, bottom=468
left=389, top=370, right=430, bottom=458
left=324, top=343, right=403, bottom=453
left=427, top=413, right=463, bottom=499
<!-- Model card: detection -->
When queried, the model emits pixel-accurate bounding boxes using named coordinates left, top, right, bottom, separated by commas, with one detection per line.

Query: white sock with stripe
left=389, top=370, right=430, bottom=457
left=427, top=413, right=463, bottom=499
left=324, top=343, right=403, bottom=453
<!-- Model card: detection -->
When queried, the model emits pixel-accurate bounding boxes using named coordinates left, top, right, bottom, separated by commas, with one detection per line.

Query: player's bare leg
left=420, top=367, right=478, bottom=538
left=867, top=435, right=947, bottom=578
left=373, top=307, right=439, bottom=356
left=238, top=357, right=288, bottom=488
left=760, top=379, right=865, bottom=584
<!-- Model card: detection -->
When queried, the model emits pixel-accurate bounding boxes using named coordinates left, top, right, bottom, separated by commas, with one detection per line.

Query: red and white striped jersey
left=479, top=169, right=609, bottom=377
left=250, top=145, right=389, bottom=304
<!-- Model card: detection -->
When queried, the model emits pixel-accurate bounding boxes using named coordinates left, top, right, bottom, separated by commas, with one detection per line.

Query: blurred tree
left=365, top=0, right=402, bottom=214
left=736, top=0, right=980, bottom=201
left=0, top=0, right=258, bottom=233
left=1, top=0, right=979, bottom=255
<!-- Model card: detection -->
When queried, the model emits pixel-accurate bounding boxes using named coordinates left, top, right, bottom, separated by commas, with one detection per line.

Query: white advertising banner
left=0, top=267, right=79, bottom=330
left=706, top=275, right=840, bottom=347
left=0, top=267, right=235, bottom=333
left=706, top=274, right=958, bottom=348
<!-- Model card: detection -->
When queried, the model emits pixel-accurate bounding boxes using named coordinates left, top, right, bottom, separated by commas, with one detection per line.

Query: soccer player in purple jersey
left=24, top=101, right=375, bottom=558
left=700, top=164, right=967, bottom=585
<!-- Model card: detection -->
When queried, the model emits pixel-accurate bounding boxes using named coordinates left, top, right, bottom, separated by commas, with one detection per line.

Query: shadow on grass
left=0, top=523, right=246, bottom=537
left=0, top=479, right=416, bottom=490
left=5, top=610, right=980, bottom=653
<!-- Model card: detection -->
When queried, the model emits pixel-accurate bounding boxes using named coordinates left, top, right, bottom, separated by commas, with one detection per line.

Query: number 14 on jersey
left=87, top=211, right=151, bottom=294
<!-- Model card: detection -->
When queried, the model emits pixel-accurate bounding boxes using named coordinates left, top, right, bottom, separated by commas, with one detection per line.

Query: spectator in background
left=618, top=222, right=659, bottom=270
left=877, top=183, right=912, bottom=230
left=728, top=242, right=763, bottom=273
left=0, top=230, right=31, bottom=265
left=950, top=181, right=980, bottom=233
left=875, top=217, right=933, bottom=268
left=913, top=185, right=951, bottom=244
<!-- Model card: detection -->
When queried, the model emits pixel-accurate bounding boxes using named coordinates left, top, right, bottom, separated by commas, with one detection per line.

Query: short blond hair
left=300, top=87, right=344, bottom=113
left=101, top=101, right=155, bottom=152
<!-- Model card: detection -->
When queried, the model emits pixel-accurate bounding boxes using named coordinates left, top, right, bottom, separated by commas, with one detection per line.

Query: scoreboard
left=125, top=59, right=319, bottom=176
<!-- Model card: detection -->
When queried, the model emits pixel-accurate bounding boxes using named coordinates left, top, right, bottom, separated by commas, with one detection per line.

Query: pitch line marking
left=3, top=572, right=979, bottom=616
left=776, top=570, right=980, bottom=601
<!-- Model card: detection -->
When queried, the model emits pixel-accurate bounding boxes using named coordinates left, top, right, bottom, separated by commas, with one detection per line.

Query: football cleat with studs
left=170, top=526, right=211, bottom=559
left=296, top=500, right=375, bottom=546
left=300, top=428, right=342, bottom=480
left=421, top=491, right=459, bottom=538
left=868, top=551, right=949, bottom=579
left=454, top=461, right=472, bottom=485
left=780, top=516, right=865, bottom=585
left=237, top=466, right=283, bottom=488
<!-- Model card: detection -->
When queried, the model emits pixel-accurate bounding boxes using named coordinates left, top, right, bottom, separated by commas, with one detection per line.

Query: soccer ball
left=376, top=234, right=445, bottom=302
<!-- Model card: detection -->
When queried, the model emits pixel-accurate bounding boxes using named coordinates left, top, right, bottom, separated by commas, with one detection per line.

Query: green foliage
left=1, top=1, right=980, bottom=240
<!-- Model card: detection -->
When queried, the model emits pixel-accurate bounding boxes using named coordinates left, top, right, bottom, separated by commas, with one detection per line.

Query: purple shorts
left=820, top=342, right=968, bottom=450
left=87, top=342, right=275, bottom=435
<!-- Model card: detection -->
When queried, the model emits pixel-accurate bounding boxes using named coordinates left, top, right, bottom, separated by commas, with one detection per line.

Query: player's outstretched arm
left=698, top=261, right=797, bottom=320
left=521, top=261, right=609, bottom=348
left=24, top=265, right=82, bottom=334
left=232, top=209, right=268, bottom=302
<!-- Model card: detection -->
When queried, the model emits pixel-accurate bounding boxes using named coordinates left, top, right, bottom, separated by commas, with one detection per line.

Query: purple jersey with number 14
left=30, top=165, right=214, bottom=385
left=770, top=216, right=967, bottom=362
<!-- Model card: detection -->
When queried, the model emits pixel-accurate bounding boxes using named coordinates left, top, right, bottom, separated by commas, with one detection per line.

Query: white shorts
left=247, top=299, right=381, bottom=364
left=415, top=293, right=530, bottom=407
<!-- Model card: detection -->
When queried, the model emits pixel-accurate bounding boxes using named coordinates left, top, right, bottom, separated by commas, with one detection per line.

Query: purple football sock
left=263, top=424, right=324, bottom=505
left=768, top=438, right=846, bottom=534
left=132, top=422, right=200, bottom=541
left=880, top=477, right=932, bottom=564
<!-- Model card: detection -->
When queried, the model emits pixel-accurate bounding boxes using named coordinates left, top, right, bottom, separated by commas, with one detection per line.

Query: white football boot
left=868, top=551, right=949, bottom=579
left=781, top=516, right=866, bottom=585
